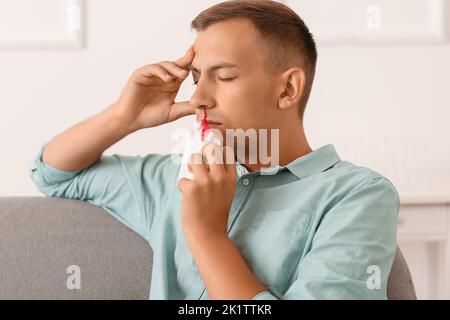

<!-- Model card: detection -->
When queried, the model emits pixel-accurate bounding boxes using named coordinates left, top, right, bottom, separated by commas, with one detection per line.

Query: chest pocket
left=232, top=209, right=312, bottom=288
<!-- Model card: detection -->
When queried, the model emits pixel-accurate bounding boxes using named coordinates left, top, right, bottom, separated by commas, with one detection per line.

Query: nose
left=190, top=80, right=215, bottom=117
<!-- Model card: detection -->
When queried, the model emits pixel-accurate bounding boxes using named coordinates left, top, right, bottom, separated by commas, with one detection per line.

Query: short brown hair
left=191, top=0, right=317, bottom=120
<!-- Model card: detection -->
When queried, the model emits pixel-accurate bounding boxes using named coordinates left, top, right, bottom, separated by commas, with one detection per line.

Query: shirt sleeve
left=29, top=141, right=178, bottom=241
left=251, top=175, right=400, bottom=300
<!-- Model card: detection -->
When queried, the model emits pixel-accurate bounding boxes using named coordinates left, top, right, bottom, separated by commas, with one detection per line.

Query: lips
left=206, top=120, right=222, bottom=125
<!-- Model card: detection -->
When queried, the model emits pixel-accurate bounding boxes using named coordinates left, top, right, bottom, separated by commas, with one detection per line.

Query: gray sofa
left=0, top=196, right=417, bottom=300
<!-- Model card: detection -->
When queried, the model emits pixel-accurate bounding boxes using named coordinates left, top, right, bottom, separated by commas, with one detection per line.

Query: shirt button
left=242, top=178, right=250, bottom=186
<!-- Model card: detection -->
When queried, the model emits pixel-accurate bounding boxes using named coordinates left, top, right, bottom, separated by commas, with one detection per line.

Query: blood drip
left=200, top=109, right=210, bottom=141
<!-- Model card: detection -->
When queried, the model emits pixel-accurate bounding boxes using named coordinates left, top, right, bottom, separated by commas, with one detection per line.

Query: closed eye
left=218, top=77, right=235, bottom=82
left=192, top=77, right=236, bottom=86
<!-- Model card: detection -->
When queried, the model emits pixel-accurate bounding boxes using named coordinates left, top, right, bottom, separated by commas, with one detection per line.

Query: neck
left=238, top=124, right=312, bottom=173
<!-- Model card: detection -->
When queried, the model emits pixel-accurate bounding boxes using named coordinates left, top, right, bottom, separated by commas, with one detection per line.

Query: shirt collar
left=235, top=144, right=341, bottom=179
left=236, top=161, right=249, bottom=178
left=285, top=144, right=341, bottom=179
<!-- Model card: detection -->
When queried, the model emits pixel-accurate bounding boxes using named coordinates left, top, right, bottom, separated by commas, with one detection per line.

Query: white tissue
left=177, top=120, right=223, bottom=181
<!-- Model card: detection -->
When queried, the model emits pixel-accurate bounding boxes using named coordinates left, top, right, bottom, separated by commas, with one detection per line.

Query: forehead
left=193, top=18, right=263, bottom=70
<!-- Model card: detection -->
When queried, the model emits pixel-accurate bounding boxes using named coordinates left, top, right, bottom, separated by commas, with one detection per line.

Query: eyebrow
left=188, top=63, right=238, bottom=73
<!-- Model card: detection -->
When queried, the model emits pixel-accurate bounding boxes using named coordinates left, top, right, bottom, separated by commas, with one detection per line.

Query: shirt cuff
left=251, top=290, right=279, bottom=300
left=29, top=141, right=82, bottom=187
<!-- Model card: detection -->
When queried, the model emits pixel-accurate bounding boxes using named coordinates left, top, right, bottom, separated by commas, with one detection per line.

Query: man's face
left=190, top=18, right=282, bottom=142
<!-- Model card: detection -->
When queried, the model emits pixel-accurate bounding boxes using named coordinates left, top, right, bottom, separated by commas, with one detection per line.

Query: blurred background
left=0, top=0, right=449, bottom=299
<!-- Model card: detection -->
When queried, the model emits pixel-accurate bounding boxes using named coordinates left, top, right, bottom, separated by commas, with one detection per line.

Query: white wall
left=0, top=0, right=449, bottom=299
left=0, top=0, right=217, bottom=196
left=1, top=0, right=448, bottom=200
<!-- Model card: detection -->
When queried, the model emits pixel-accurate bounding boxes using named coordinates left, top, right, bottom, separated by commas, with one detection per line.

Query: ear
left=278, top=68, right=306, bottom=110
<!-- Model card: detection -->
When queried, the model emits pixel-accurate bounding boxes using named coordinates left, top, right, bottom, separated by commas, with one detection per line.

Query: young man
left=29, top=0, right=399, bottom=300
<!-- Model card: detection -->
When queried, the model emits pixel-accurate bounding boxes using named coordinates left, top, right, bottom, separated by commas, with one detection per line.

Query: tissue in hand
left=177, top=119, right=223, bottom=181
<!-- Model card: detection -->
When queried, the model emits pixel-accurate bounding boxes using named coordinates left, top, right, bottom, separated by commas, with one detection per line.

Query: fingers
left=152, top=45, right=195, bottom=83
left=168, top=101, right=196, bottom=122
left=177, top=178, right=189, bottom=193
left=185, top=145, right=236, bottom=185
left=188, top=153, right=208, bottom=180
left=135, top=45, right=195, bottom=85
left=174, top=45, right=195, bottom=69
left=137, top=64, right=176, bottom=83
left=202, top=143, right=225, bottom=175
left=158, top=61, right=190, bottom=80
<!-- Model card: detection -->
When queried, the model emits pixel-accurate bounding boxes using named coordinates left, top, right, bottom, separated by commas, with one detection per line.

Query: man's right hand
left=112, top=45, right=196, bottom=131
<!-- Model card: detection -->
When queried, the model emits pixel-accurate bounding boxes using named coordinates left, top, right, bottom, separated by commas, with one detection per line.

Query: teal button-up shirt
left=29, top=143, right=399, bottom=300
